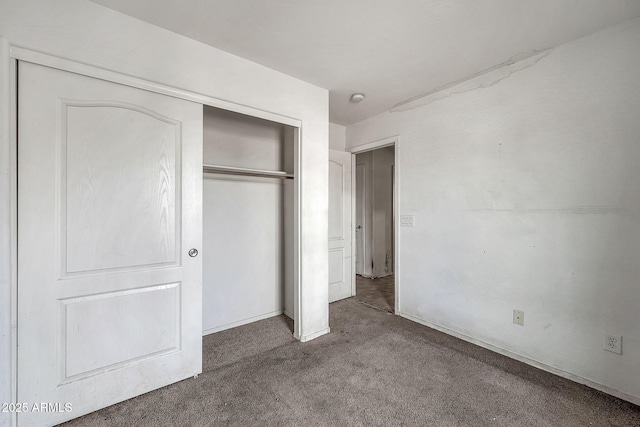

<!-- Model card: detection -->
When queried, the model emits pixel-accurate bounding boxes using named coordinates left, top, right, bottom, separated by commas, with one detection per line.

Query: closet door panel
left=64, top=103, right=178, bottom=273
left=18, top=61, right=202, bottom=426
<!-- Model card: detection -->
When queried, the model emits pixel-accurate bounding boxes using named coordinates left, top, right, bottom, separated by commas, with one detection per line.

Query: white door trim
left=0, top=37, right=19, bottom=427
left=348, top=136, right=400, bottom=314
left=3, top=45, right=304, bottom=425
left=355, top=162, right=369, bottom=276
left=292, top=127, right=303, bottom=340
left=350, top=154, right=357, bottom=296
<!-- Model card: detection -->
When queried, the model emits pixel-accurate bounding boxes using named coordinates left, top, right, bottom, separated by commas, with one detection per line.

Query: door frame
left=348, top=136, right=400, bottom=314
left=351, top=154, right=357, bottom=296
left=354, top=161, right=366, bottom=279
left=2, top=45, right=304, bottom=425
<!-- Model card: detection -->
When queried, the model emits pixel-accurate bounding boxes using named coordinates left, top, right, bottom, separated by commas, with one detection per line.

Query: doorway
left=353, top=143, right=396, bottom=313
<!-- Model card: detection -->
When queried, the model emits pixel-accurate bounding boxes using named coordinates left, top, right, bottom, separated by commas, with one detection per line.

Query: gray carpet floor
left=62, top=298, right=640, bottom=427
left=356, top=274, right=394, bottom=312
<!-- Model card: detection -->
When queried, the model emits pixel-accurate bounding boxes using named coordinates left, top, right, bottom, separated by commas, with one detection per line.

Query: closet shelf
left=203, top=164, right=294, bottom=179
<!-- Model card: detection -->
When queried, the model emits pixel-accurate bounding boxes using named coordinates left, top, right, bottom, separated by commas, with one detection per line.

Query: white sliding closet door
left=17, top=61, right=203, bottom=426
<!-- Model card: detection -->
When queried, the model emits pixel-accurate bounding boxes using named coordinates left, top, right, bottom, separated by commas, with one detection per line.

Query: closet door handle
left=188, top=248, right=198, bottom=257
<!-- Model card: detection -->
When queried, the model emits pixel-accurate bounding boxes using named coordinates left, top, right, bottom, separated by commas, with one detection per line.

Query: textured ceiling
left=91, top=0, right=640, bottom=125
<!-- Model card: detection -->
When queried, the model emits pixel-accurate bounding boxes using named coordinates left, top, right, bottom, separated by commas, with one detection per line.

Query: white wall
left=329, top=122, right=346, bottom=151
left=347, top=17, right=640, bottom=404
left=203, top=176, right=287, bottom=332
left=203, top=107, right=288, bottom=171
left=356, top=147, right=394, bottom=278
left=202, top=107, right=293, bottom=334
left=0, top=0, right=329, bottom=422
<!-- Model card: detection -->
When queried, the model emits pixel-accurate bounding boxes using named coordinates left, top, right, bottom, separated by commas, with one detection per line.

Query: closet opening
left=201, top=105, right=298, bottom=337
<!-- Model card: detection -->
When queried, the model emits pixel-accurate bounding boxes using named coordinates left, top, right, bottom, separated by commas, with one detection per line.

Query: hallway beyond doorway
left=356, top=274, right=394, bottom=313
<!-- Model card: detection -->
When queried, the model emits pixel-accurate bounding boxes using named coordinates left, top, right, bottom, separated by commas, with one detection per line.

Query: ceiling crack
left=391, top=48, right=554, bottom=112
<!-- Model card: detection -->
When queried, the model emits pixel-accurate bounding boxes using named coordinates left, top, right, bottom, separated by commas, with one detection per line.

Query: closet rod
left=203, top=164, right=294, bottom=180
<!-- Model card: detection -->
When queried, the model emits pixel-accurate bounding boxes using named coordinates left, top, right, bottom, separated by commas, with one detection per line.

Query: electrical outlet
left=604, top=333, right=622, bottom=355
left=513, top=309, right=524, bottom=326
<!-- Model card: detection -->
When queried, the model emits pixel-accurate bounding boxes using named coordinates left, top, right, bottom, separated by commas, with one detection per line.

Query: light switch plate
left=401, top=215, right=415, bottom=227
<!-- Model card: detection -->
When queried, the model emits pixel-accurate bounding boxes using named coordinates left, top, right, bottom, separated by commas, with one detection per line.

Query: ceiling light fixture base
left=350, top=93, right=365, bottom=103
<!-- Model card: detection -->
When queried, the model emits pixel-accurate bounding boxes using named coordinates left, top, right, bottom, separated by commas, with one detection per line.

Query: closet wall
left=202, top=106, right=294, bottom=334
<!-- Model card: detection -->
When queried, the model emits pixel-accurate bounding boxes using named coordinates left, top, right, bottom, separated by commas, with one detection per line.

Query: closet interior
left=202, top=105, right=296, bottom=335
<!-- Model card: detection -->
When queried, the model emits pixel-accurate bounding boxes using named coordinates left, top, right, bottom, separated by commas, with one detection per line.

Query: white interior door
left=328, top=150, right=353, bottom=302
left=17, top=61, right=203, bottom=426
left=355, top=163, right=366, bottom=275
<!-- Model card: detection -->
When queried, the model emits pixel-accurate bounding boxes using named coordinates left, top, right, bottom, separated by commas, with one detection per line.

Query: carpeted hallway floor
left=63, top=298, right=640, bottom=427
left=355, top=274, right=394, bottom=312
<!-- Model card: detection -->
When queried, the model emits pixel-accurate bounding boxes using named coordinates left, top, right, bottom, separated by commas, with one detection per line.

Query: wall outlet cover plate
left=604, top=333, right=622, bottom=355
left=513, top=309, right=524, bottom=326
